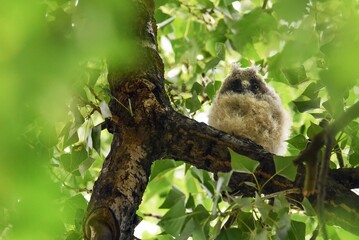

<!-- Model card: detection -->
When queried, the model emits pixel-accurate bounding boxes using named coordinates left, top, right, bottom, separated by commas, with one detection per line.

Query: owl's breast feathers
left=208, top=66, right=291, bottom=155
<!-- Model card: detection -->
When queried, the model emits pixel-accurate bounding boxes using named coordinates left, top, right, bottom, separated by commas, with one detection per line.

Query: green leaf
left=204, top=57, right=221, bottom=73
left=276, top=213, right=291, bottom=239
left=192, top=204, right=210, bottom=223
left=63, top=194, right=87, bottom=223
left=216, top=171, right=232, bottom=192
left=232, top=8, right=277, bottom=60
left=273, top=156, right=298, bottom=181
left=199, top=170, right=216, bottom=197
left=60, top=145, right=88, bottom=174
left=185, top=194, right=195, bottom=209
left=78, top=157, right=95, bottom=178
left=229, top=148, right=259, bottom=174
left=205, top=81, right=222, bottom=100
left=61, top=123, right=79, bottom=147
left=158, top=201, right=186, bottom=238
left=293, top=98, right=321, bottom=112
left=178, top=218, right=196, bottom=240
left=99, top=100, right=112, bottom=118
left=216, top=228, right=244, bottom=240
left=65, top=231, right=82, bottom=240
left=301, top=197, right=316, bottom=216
left=348, top=152, right=359, bottom=166
left=179, top=216, right=208, bottom=240
left=301, top=82, right=324, bottom=99
left=287, top=134, right=308, bottom=150
left=307, top=122, right=322, bottom=139
left=191, top=82, right=203, bottom=95
left=91, top=124, right=101, bottom=155
left=190, top=167, right=204, bottom=183
left=160, top=186, right=186, bottom=209
left=39, top=124, right=58, bottom=148
left=233, top=197, right=252, bottom=212
left=237, top=212, right=255, bottom=232
left=278, top=29, right=319, bottom=67
left=150, top=159, right=179, bottom=180
left=273, top=0, right=309, bottom=22
left=273, top=192, right=290, bottom=215
left=282, top=66, right=308, bottom=85
left=287, top=220, right=306, bottom=240
left=255, top=193, right=272, bottom=222
left=185, top=92, right=201, bottom=113
left=72, top=106, right=85, bottom=126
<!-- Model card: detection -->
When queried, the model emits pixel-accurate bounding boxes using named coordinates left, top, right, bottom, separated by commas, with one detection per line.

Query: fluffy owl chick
left=208, top=66, right=291, bottom=155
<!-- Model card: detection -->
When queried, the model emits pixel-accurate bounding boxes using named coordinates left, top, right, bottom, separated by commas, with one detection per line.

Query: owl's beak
left=242, top=80, right=250, bottom=89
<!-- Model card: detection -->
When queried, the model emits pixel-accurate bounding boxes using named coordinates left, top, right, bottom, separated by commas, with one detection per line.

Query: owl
left=208, top=66, right=291, bottom=155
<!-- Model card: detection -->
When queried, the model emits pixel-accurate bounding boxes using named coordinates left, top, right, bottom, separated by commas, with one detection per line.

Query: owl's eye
left=250, top=82, right=260, bottom=92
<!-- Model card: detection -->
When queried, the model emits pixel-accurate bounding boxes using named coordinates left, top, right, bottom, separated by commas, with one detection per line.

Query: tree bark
left=83, top=0, right=359, bottom=239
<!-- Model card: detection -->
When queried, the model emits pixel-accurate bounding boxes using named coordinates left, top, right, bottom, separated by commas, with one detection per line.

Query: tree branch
left=161, top=109, right=359, bottom=235
left=329, top=168, right=359, bottom=189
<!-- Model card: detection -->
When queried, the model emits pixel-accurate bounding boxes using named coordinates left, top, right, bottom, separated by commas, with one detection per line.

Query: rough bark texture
left=83, top=0, right=359, bottom=239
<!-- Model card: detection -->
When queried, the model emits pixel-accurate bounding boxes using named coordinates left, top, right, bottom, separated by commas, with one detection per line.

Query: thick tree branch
left=161, top=109, right=359, bottom=235
left=329, top=168, right=359, bottom=189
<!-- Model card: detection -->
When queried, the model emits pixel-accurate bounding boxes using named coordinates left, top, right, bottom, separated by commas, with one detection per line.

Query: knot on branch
left=84, top=207, right=119, bottom=240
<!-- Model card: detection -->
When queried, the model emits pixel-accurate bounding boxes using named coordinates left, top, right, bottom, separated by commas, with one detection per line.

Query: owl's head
left=220, top=66, right=269, bottom=96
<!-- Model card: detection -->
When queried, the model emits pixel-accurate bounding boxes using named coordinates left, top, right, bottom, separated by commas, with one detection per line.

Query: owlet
left=208, top=66, right=291, bottom=155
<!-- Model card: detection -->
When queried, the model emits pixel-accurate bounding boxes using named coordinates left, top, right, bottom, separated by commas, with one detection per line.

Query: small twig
left=86, top=84, right=102, bottom=102
left=261, top=188, right=302, bottom=200
left=142, top=213, right=162, bottom=219
left=310, top=226, right=319, bottom=240
left=262, top=0, right=269, bottom=9
left=316, top=138, right=332, bottom=240
left=111, top=95, right=133, bottom=116
left=334, top=143, right=344, bottom=168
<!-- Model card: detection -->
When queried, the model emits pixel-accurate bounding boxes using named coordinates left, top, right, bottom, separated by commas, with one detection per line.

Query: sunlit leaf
left=191, top=82, right=203, bottom=95
left=99, top=100, right=112, bottom=118
left=255, top=193, right=272, bottom=222
left=307, top=122, right=322, bottom=139
left=293, top=98, right=321, bottom=113
left=216, top=228, right=246, bottom=240
left=160, top=187, right=186, bottom=209
left=287, top=134, right=308, bottom=151
left=287, top=220, right=306, bottom=240
left=63, top=194, right=87, bottom=223
left=282, top=66, right=308, bottom=85
left=185, top=194, right=195, bottom=209
left=301, top=198, right=316, bottom=216
left=78, top=157, right=95, bottom=178
left=158, top=201, right=186, bottom=237
left=185, top=92, right=201, bottom=113
left=91, top=124, right=101, bottom=155
left=273, top=0, right=309, bottom=22
left=273, top=156, right=297, bottom=181
left=205, top=81, right=222, bottom=100
left=229, top=148, right=259, bottom=174
left=150, top=159, right=179, bottom=180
